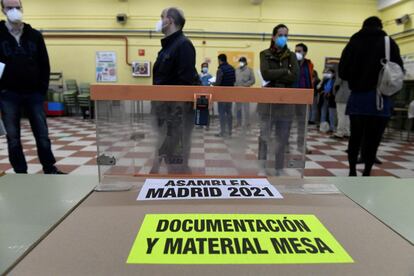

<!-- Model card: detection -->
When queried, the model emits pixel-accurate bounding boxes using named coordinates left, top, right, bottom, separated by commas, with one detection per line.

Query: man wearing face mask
left=150, top=7, right=198, bottom=174
left=214, top=54, right=235, bottom=137
left=295, top=43, right=315, bottom=121
left=234, top=56, right=255, bottom=128
left=0, top=0, right=64, bottom=174
left=259, top=24, right=299, bottom=175
left=294, top=43, right=314, bottom=154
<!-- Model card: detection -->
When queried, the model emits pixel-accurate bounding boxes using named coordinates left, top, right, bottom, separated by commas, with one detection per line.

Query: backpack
left=376, top=36, right=404, bottom=110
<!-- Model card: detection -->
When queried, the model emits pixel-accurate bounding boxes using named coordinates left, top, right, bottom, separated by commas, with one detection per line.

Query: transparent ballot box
left=91, top=85, right=313, bottom=188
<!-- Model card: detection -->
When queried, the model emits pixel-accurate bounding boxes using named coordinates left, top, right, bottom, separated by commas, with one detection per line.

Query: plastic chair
left=65, top=79, right=79, bottom=93
left=79, top=83, right=90, bottom=94
left=78, top=83, right=93, bottom=119
left=63, top=89, right=78, bottom=116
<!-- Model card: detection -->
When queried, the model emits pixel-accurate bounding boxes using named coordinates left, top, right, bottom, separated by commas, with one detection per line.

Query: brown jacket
left=258, top=47, right=299, bottom=117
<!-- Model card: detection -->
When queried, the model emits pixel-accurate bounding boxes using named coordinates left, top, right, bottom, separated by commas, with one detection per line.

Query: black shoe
left=44, top=169, right=67, bottom=175
left=357, top=157, right=382, bottom=165
left=331, top=134, right=346, bottom=140
left=349, top=170, right=357, bottom=177
left=374, top=157, right=382, bottom=165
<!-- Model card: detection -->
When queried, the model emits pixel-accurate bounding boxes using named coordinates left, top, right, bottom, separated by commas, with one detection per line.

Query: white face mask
left=323, top=73, right=333, bottom=79
left=155, top=19, right=163, bottom=33
left=6, top=8, right=23, bottom=23
left=202, top=67, right=208, bottom=74
left=295, top=52, right=303, bottom=61
left=239, top=62, right=245, bottom=68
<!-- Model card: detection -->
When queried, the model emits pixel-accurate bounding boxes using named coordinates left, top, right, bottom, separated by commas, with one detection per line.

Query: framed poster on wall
left=132, top=61, right=151, bottom=77
left=96, top=51, right=117, bottom=82
left=324, top=57, right=340, bottom=73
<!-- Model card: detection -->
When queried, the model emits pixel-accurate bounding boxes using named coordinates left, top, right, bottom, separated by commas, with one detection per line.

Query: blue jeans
left=309, top=95, right=318, bottom=122
left=218, top=102, right=232, bottom=135
left=0, top=90, right=56, bottom=173
left=321, top=100, right=336, bottom=131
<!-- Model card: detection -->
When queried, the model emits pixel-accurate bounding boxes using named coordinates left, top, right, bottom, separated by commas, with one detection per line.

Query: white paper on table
left=208, top=76, right=216, bottom=84
left=137, top=178, right=283, bottom=201
left=257, top=69, right=270, bottom=87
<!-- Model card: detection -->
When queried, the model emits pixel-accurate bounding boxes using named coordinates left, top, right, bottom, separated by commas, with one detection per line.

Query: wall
left=16, top=0, right=380, bottom=85
left=380, top=0, right=414, bottom=55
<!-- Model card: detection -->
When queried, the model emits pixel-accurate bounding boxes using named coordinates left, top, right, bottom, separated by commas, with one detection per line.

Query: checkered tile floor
left=0, top=117, right=413, bottom=178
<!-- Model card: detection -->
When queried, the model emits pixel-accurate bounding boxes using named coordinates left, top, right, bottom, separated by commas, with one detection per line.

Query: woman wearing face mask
left=199, top=62, right=212, bottom=86
left=198, top=62, right=213, bottom=129
left=258, top=24, right=299, bottom=176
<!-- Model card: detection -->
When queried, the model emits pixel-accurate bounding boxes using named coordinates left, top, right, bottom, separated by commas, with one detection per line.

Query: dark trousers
left=258, top=116, right=292, bottom=170
left=295, top=105, right=307, bottom=151
left=348, top=115, right=388, bottom=176
left=151, top=102, right=194, bottom=174
left=0, top=90, right=56, bottom=173
left=218, top=102, right=233, bottom=136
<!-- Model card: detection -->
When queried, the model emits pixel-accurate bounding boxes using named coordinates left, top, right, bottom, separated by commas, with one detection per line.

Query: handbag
left=376, top=36, right=404, bottom=110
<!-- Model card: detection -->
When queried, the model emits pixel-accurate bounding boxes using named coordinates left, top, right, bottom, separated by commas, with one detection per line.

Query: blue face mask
left=275, top=36, right=288, bottom=48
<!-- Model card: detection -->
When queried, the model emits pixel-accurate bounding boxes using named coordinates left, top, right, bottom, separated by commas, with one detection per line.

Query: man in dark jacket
left=339, top=16, right=404, bottom=176
left=150, top=7, right=197, bottom=174
left=294, top=43, right=314, bottom=153
left=0, top=0, right=64, bottom=174
left=215, top=54, right=235, bottom=137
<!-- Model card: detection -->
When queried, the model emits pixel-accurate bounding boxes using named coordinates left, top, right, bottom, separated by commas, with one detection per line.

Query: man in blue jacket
left=0, top=0, right=64, bottom=174
left=214, top=54, right=235, bottom=137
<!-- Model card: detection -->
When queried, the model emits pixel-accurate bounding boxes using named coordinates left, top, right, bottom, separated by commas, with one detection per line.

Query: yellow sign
left=127, top=214, right=353, bottom=264
left=218, top=51, right=255, bottom=68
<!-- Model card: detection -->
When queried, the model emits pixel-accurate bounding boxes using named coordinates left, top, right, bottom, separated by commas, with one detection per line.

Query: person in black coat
left=150, top=7, right=198, bottom=174
left=0, top=0, right=64, bottom=174
left=339, top=16, right=404, bottom=176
